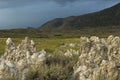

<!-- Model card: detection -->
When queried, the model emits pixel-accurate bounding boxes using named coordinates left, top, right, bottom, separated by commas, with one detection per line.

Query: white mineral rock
left=0, top=37, right=46, bottom=80
left=74, top=35, right=120, bottom=80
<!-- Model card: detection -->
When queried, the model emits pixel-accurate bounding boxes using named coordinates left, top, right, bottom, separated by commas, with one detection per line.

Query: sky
left=0, top=0, right=119, bottom=29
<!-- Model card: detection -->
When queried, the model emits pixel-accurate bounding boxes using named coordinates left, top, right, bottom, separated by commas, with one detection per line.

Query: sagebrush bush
left=25, top=53, right=79, bottom=80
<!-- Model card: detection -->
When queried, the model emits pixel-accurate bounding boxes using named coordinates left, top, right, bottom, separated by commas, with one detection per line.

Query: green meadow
left=0, top=37, right=80, bottom=54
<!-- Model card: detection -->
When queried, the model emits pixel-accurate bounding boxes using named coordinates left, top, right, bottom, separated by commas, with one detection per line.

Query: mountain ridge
left=39, top=2, right=120, bottom=31
left=0, top=3, right=120, bottom=37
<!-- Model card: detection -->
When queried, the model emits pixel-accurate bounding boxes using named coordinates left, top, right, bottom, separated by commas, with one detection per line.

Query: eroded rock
left=74, top=35, right=120, bottom=80
left=0, top=37, right=46, bottom=80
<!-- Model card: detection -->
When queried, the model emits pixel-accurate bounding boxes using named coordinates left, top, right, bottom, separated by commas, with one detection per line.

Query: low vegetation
left=0, top=37, right=80, bottom=54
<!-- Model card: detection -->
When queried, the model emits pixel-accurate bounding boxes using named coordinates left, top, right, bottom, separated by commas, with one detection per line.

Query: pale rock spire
left=74, top=35, right=120, bottom=80
left=0, top=37, right=46, bottom=80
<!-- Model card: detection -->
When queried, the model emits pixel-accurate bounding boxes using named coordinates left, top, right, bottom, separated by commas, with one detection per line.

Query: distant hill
left=0, top=3, right=120, bottom=38
left=39, top=3, right=120, bottom=31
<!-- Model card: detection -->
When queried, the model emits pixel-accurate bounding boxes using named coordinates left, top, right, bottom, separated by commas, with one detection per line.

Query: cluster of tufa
left=74, top=35, right=120, bottom=80
left=0, top=37, right=46, bottom=80
left=64, top=49, right=79, bottom=57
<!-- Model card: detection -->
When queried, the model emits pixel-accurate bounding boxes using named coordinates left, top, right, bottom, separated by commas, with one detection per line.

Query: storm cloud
left=0, top=0, right=119, bottom=8
left=0, top=0, right=119, bottom=29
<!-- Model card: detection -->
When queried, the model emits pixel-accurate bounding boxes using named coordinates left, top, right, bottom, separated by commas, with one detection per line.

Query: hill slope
left=0, top=3, right=120, bottom=38
left=39, top=3, right=120, bottom=31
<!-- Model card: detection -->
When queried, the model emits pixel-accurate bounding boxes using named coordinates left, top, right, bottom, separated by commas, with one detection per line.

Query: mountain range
left=1, top=3, right=120, bottom=38
left=40, top=3, right=120, bottom=30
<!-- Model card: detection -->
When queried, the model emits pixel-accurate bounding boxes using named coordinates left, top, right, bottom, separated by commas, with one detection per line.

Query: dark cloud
left=0, top=0, right=119, bottom=9
left=0, top=0, right=78, bottom=8
left=50, top=0, right=79, bottom=4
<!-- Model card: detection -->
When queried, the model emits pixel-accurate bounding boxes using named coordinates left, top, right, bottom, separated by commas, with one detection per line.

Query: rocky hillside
left=40, top=3, right=120, bottom=31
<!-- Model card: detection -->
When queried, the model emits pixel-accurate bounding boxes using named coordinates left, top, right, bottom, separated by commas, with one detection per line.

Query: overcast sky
left=0, top=0, right=119, bottom=29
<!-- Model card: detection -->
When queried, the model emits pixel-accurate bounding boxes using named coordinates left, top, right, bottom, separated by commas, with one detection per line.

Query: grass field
left=0, top=37, right=80, bottom=55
